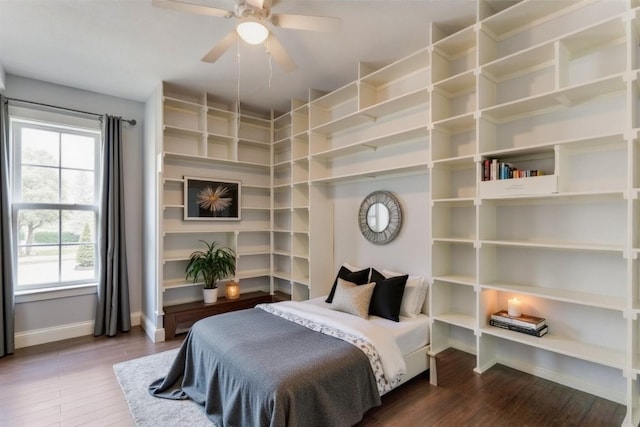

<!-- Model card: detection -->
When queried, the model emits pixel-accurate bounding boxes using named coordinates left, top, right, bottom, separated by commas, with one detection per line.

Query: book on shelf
left=489, top=319, right=548, bottom=337
left=491, top=310, right=546, bottom=330
left=480, top=159, right=545, bottom=181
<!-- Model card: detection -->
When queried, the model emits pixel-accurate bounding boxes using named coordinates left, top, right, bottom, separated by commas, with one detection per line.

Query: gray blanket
left=149, top=307, right=380, bottom=427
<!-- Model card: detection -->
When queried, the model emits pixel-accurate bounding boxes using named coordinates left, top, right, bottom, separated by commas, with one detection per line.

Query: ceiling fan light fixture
left=236, top=21, right=269, bottom=45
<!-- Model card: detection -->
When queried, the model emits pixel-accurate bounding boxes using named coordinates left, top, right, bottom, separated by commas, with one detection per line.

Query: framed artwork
left=184, top=176, right=241, bottom=220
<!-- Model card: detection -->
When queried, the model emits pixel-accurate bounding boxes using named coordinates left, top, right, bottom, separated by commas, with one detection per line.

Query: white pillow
left=330, top=278, right=375, bottom=318
left=383, top=269, right=426, bottom=318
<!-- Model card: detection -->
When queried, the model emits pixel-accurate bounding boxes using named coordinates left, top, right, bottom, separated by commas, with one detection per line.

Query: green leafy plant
left=185, top=240, right=236, bottom=289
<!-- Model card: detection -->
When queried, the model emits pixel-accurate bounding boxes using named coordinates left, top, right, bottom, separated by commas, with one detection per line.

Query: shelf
left=432, top=198, right=475, bottom=207
left=481, top=73, right=626, bottom=123
left=480, top=132, right=625, bottom=158
left=237, top=268, right=271, bottom=280
left=432, top=112, right=476, bottom=132
left=478, top=189, right=626, bottom=204
left=310, top=162, right=428, bottom=185
left=433, top=237, right=475, bottom=245
left=310, top=88, right=429, bottom=135
left=238, top=137, right=271, bottom=147
left=433, top=312, right=476, bottom=330
left=433, top=69, right=476, bottom=95
left=312, top=81, right=358, bottom=109
left=360, top=47, right=430, bottom=84
left=480, top=281, right=625, bottom=311
left=481, top=0, right=586, bottom=40
left=311, top=124, right=429, bottom=159
left=432, top=154, right=475, bottom=168
left=272, top=270, right=292, bottom=281
left=432, top=275, right=476, bottom=286
left=163, top=279, right=202, bottom=290
left=481, top=327, right=626, bottom=371
left=163, top=151, right=270, bottom=170
left=432, top=25, right=476, bottom=61
left=207, top=105, right=235, bottom=118
left=482, top=42, right=555, bottom=79
left=163, top=125, right=205, bottom=138
left=480, top=239, right=625, bottom=254
left=163, top=227, right=263, bottom=235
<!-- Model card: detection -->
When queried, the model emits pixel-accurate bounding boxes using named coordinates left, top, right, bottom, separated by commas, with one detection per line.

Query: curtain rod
left=4, top=97, right=137, bottom=126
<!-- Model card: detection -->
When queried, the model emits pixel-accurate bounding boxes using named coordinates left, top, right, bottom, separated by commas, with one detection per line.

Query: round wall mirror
left=358, top=191, right=402, bottom=244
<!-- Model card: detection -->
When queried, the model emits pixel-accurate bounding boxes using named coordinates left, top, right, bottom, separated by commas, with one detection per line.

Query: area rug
left=113, top=348, right=212, bottom=426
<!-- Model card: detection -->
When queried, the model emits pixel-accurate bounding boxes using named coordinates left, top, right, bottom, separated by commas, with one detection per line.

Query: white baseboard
left=15, top=311, right=142, bottom=349
left=140, top=311, right=165, bottom=343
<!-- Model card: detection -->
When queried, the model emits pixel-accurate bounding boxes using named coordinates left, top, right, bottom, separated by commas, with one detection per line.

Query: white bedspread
left=267, top=300, right=407, bottom=384
left=305, top=296, right=430, bottom=356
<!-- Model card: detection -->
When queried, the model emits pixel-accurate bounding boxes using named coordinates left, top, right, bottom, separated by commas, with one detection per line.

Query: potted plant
left=185, top=240, right=236, bottom=304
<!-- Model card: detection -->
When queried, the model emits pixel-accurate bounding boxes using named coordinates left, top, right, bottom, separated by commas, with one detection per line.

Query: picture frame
left=184, top=176, right=241, bottom=221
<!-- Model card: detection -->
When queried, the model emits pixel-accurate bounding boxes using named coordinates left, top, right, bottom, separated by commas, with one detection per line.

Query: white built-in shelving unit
left=143, top=0, right=640, bottom=424
left=154, top=82, right=273, bottom=311
left=270, top=99, right=314, bottom=301
left=427, top=1, right=640, bottom=425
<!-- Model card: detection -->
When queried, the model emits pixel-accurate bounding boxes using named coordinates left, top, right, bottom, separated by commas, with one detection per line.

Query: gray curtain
left=0, top=96, right=15, bottom=357
left=94, top=115, right=131, bottom=337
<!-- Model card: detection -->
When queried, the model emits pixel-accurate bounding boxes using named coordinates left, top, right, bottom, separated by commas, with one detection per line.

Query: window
left=10, top=107, right=101, bottom=292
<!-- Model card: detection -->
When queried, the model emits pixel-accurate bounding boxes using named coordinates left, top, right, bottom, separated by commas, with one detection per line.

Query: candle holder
left=225, top=281, right=240, bottom=300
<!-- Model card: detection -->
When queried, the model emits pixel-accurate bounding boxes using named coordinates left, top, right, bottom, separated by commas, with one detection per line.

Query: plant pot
left=203, top=288, right=218, bottom=304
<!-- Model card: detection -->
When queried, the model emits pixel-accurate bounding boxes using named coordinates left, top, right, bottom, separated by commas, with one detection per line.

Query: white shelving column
left=430, top=1, right=637, bottom=425
left=153, top=83, right=273, bottom=328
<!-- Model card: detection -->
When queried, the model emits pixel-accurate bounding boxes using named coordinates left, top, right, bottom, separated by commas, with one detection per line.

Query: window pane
left=18, top=209, right=59, bottom=245
left=62, top=245, right=96, bottom=282
left=61, top=169, right=94, bottom=204
left=21, top=128, right=59, bottom=166
left=17, top=245, right=59, bottom=286
left=21, top=165, right=59, bottom=203
left=62, top=210, right=94, bottom=243
left=61, top=133, right=95, bottom=169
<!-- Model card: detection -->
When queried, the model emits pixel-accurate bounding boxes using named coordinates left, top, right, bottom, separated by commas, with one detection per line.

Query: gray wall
left=1, top=74, right=145, bottom=334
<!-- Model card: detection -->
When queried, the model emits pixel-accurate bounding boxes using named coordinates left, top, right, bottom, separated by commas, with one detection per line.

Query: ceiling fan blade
left=201, top=31, right=238, bottom=63
left=265, top=34, right=297, bottom=73
left=271, top=13, right=341, bottom=32
left=152, top=0, right=232, bottom=18
left=245, top=0, right=264, bottom=9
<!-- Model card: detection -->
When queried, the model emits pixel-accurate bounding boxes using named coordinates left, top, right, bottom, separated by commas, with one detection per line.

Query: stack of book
left=490, top=310, right=548, bottom=337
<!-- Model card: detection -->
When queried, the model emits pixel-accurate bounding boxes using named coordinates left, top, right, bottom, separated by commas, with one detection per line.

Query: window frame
left=9, top=108, right=102, bottom=294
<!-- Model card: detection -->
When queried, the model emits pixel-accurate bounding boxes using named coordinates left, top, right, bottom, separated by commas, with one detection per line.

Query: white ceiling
left=0, top=0, right=476, bottom=113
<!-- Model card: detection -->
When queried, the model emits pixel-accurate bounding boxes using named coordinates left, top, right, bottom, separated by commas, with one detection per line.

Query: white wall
left=1, top=74, right=145, bottom=342
left=331, top=174, right=430, bottom=279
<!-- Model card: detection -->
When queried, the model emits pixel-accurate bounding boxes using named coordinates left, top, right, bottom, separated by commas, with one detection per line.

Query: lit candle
left=226, top=281, right=240, bottom=300
left=507, top=297, right=521, bottom=317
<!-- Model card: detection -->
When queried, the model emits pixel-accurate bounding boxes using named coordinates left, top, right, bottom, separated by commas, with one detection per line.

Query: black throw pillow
left=325, top=266, right=371, bottom=303
left=369, top=268, right=408, bottom=322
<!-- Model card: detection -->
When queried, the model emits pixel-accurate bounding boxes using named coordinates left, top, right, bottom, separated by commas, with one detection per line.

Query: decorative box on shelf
left=479, top=175, right=558, bottom=198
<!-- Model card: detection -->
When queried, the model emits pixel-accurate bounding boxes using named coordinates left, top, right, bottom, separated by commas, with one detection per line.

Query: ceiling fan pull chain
left=236, top=36, right=242, bottom=119
left=265, top=38, right=273, bottom=89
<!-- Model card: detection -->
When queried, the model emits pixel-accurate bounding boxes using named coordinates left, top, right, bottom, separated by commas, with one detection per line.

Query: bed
left=149, top=265, right=430, bottom=426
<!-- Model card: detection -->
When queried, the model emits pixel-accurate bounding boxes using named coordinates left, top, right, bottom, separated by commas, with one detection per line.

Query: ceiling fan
left=152, top=0, right=341, bottom=72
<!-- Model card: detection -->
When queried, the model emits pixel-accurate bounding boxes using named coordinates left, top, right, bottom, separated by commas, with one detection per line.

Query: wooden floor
left=0, top=326, right=627, bottom=426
